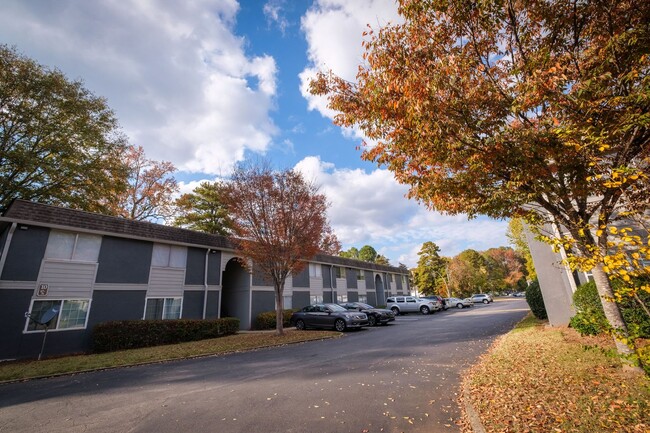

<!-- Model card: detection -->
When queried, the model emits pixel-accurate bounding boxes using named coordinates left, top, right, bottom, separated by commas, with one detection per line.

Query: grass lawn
left=461, top=315, right=649, bottom=433
left=0, top=330, right=340, bottom=383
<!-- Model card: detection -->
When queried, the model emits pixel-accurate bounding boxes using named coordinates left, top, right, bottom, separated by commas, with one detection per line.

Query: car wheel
left=420, top=306, right=430, bottom=315
left=483, top=299, right=489, bottom=304
left=295, top=319, right=306, bottom=330
left=391, top=307, right=400, bottom=316
left=334, top=318, right=346, bottom=332
left=368, top=315, right=377, bottom=326
left=457, top=303, right=464, bottom=309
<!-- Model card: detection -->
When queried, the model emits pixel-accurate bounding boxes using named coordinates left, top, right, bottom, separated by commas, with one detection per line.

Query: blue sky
left=0, top=0, right=510, bottom=267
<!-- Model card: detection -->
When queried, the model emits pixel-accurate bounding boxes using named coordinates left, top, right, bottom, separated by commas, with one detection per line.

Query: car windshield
left=326, top=304, right=347, bottom=312
left=356, top=303, right=373, bottom=309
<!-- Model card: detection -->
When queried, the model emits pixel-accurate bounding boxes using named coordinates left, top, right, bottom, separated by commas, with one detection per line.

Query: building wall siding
left=1, top=225, right=50, bottom=281
left=182, top=290, right=205, bottom=319
left=0, top=289, right=34, bottom=359
left=148, top=267, right=185, bottom=297
left=251, top=291, right=276, bottom=329
left=38, top=260, right=97, bottom=298
left=292, top=290, right=310, bottom=309
left=96, top=236, right=152, bottom=284
left=346, top=268, right=358, bottom=289
left=185, top=247, right=207, bottom=285
left=292, top=266, right=310, bottom=288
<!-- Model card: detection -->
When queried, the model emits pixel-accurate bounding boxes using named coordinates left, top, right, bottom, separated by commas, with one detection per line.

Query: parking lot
left=0, top=298, right=529, bottom=433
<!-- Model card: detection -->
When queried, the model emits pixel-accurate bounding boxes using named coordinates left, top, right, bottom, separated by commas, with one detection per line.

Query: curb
left=463, top=379, right=487, bottom=433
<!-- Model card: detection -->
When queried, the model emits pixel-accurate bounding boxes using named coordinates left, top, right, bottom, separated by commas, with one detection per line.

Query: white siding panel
left=38, top=260, right=97, bottom=298
left=357, top=280, right=366, bottom=291
left=148, top=267, right=185, bottom=298
left=309, top=277, right=323, bottom=290
left=336, top=278, right=347, bottom=290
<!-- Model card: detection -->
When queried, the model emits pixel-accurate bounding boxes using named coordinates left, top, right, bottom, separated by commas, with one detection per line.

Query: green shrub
left=92, top=318, right=240, bottom=353
left=525, top=280, right=548, bottom=320
left=570, top=279, right=650, bottom=339
left=255, top=309, right=297, bottom=330
left=569, top=281, right=609, bottom=335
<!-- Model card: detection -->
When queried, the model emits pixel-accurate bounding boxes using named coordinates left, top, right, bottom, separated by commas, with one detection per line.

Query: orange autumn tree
left=109, top=145, right=178, bottom=221
left=222, top=162, right=340, bottom=335
left=310, top=0, right=650, bottom=360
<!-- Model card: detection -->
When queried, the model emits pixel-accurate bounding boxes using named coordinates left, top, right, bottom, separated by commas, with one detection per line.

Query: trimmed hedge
left=525, top=280, right=548, bottom=320
left=92, top=318, right=240, bottom=353
left=255, top=309, right=298, bottom=330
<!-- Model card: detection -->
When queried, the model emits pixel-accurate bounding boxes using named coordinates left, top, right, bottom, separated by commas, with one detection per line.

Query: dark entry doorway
left=221, top=258, right=251, bottom=330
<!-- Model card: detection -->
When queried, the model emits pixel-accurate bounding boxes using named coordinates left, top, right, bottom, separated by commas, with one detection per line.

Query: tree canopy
left=0, top=45, right=128, bottom=212
left=413, top=241, right=448, bottom=296
left=173, top=181, right=232, bottom=235
left=311, top=0, right=649, bottom=360
left=106, top=145, right=178, bottom=221
left=221, top=162, right=336, bottom=334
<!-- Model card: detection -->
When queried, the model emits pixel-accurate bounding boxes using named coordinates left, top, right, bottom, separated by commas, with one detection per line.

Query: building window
left=402, top=275, right=407, bottom=286
left=337, top=294, right=348, bottom=303
left=144, top=298, right=182, bottom=320
left=44, top=231, right=101, bottom=262
left=25, top=299, right=90, bottom=332
left=335, top=267, right=345, bottom=279
left=357, top=270, right=365, bottom=280
left=310, top=295, right=323, bottom=304
left=152, top=244, right=187, bottom=268
left=309, top=263, right=322, bottom=278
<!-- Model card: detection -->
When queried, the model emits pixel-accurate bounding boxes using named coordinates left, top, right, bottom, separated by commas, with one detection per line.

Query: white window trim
left=143, top=297, right=183, bottom=320
left=23, top=298, right=92, bottom=333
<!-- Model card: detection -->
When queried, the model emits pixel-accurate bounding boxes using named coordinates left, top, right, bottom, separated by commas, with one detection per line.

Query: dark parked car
left=290, top=303, right=369, bottom=331
left=339, top=302, right=395, bottom=326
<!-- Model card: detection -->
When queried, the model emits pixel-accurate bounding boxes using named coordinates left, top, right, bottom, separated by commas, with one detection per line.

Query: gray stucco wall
left=367, top=291, right=378, bottom=306
left=1, top=225, right=49, bottom=281
left=185, top=247, right=207, bottom=285
left=96, top=236, right=153, bottom=284
left=292, top=291, right=310, bottom=310
left=207, top=251, right=221, bottom=285
left=322, top=264, right=333, bottom=288
left=252, top=264, right=273, bottom=287
left=292, top=266, right=310, bottom=288
left=0, top=289, right=34, bottom=359
left=346, top=268, right=358, bottom=289
left=182, top=290, right=205, bottom=319
left=525, top=224, right=576, bottom=326
left=251, top=291, right=276, bottom=328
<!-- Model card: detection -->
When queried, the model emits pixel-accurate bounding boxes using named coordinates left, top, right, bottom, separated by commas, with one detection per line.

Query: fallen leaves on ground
left=459, top=315, right=649, bottom=433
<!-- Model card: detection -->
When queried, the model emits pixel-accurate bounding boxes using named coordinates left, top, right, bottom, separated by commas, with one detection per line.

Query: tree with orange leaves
left=108, top=145, right=178, bottom=221
left=222, top=162, right=339, bottom=335
left=310, top=0, right=649, bottom=362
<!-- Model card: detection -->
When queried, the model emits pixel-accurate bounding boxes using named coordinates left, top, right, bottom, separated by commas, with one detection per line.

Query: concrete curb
left=463, top=379, right=487, bottom=433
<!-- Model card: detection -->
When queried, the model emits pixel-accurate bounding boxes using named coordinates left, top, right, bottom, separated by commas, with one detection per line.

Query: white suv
left=471, top=293, right=493, bottom=304
left=386, top=296, right=438, bottom=315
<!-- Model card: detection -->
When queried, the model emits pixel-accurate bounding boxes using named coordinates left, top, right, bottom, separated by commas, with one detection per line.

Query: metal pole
left=38, top=326, right=48, bottom=361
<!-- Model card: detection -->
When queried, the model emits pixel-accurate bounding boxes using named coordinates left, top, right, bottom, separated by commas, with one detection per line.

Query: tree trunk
left=591, top=264, right=635, bottom=360
left=274, top=281, right=284, bottom=336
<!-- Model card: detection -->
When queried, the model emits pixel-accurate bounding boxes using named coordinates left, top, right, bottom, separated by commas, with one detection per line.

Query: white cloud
left=0, top=0, right=278, bottom=175
left=299, top=0, right=401, bottom=121
left=263, top=0, right=289, bottom=34
left=294, top=157, right=509, bottom=267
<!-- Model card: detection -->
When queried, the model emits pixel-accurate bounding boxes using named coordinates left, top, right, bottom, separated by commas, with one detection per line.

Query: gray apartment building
left=0, top=200, right=409, bottom=360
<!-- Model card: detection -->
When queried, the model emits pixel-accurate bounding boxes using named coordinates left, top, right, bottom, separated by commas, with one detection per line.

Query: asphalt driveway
left=0, top=298, right=529, bottom=433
